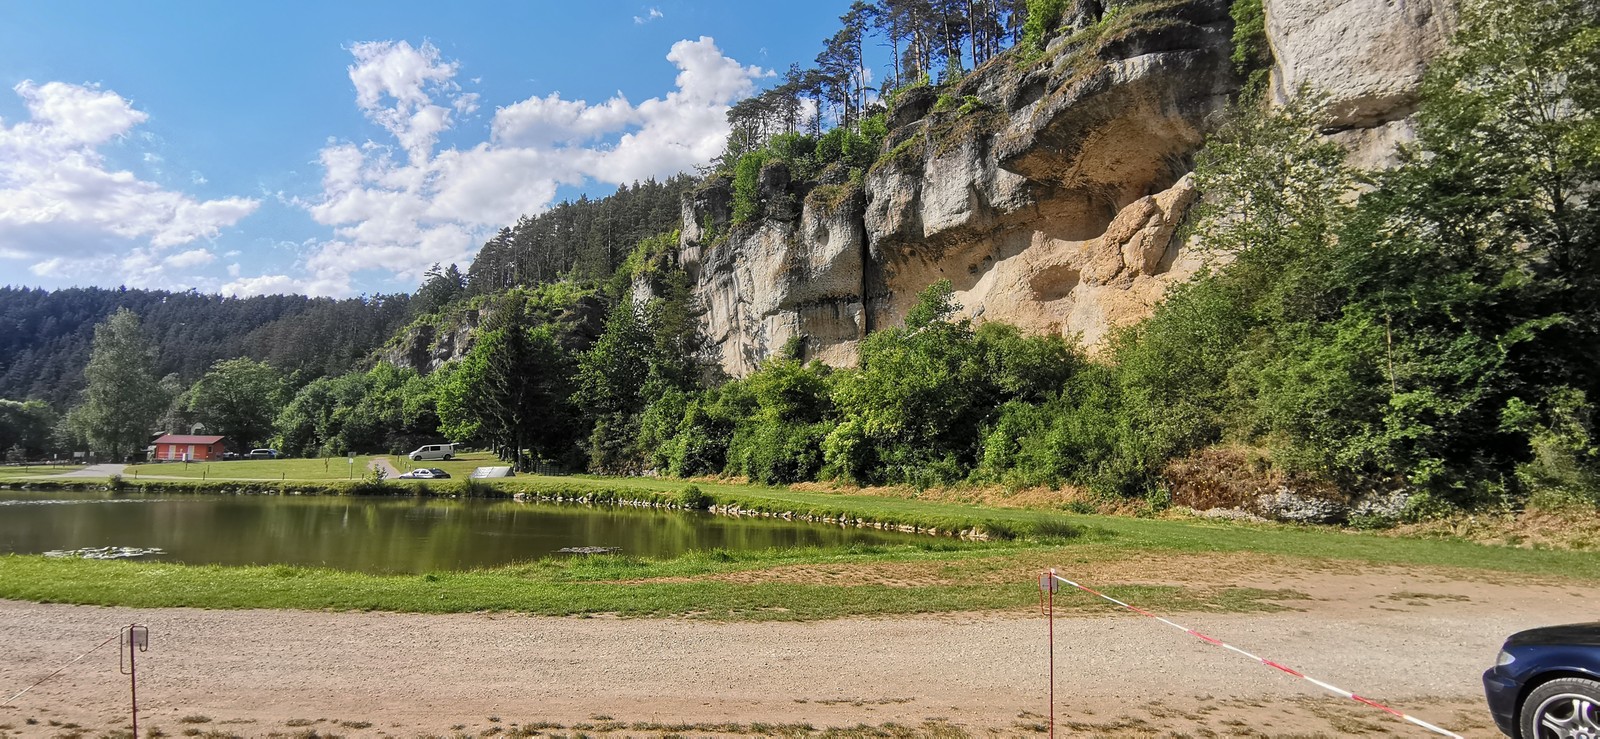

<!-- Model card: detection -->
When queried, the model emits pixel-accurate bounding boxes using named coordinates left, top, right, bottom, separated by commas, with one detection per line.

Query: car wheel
left=444, top=454, right=452, bottom=460
left=1520, top=677, right=1600, bottom=739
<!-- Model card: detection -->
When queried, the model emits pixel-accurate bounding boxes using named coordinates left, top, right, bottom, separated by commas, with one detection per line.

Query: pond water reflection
left=0, top=490, right=921, bottom=573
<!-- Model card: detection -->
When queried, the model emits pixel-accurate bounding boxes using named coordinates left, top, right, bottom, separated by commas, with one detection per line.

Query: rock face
left=681, top=174, right=870, bottom=375
left=379, top=294, right=607, bottom=374
left=1266, top=0, right=1456, bottom=164
left=682, top=0, right=1454, bottom=376
left=380, top=310, right=485, bottom=374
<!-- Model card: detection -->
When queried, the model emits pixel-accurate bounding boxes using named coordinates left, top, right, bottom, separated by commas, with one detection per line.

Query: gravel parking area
left=0, top=562, right=1593, bottom=737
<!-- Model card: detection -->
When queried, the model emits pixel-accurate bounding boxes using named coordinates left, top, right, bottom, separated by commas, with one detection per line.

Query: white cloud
left=0, top=80, right=260, bottom=284
left=492, top=92, right=639, bottom=147
left=164, top=248, right=215, bottom=268
left=14, top=80, right=147, bottom=146
left=28, top=245, right=224, bottom=294
left=634, top=7, right=664, bottom=24
left=220, top=273, right=303, bottom=296
left=346, top=40, right=475, bottom=164
left=257, top=36, right=764, bottom=297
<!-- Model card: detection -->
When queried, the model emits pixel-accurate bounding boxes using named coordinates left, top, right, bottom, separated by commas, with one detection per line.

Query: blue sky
left=0, top=1, right=856, bottom=297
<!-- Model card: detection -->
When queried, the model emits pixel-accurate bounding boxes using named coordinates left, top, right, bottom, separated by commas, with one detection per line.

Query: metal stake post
left=120, top=625, right=148, bottom=737
left=1038, top=569, right=1058, bottom=738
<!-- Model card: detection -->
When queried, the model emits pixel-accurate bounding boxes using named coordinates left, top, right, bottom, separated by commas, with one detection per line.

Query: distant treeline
left=462, top=177, right=694, bottom=295
left=0, top=287, right=413, bottom=406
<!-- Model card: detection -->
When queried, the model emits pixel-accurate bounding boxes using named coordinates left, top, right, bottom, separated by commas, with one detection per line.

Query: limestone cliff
left=1267, top=0, right=1457, bottom=166
left=681, top=0, right=1454, bottom=376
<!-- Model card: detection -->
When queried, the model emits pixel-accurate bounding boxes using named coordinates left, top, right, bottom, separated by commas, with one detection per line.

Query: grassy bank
left=0, top=542, right=1309, bottom=620
left=0, top=464, right=82, bottom=480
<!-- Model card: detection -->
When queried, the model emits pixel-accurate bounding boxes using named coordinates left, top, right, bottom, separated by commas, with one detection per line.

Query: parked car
left=408, top=443, right=456, bottom=462
left=222, top=451, right=240, bottom=460
left=1483, top=622, right=1600, bottom=737
left=398, top=468, right=450, bottom=480
left=247, top=448, right=280, bottom=459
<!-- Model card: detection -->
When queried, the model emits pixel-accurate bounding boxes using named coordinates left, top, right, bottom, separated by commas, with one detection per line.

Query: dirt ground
left=0, top=556, right=1595, bottom=738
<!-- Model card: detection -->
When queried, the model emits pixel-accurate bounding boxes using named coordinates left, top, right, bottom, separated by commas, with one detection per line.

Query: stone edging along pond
left=0, top=478, right=1037, bottom=542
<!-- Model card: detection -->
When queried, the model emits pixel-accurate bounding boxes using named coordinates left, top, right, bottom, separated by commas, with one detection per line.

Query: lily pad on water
left=44, top=546, right=165, bottom=560
left=557, top=546, right=621, bottom=555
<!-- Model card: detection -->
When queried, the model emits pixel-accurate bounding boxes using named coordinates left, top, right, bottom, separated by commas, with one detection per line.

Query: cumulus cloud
left=492, top=92, right=639, bottom=147
left=257, top=36, right=764, bottom=297
left=220, top=273, right=305, bottom=297
left=31, top=244, right=219, bottom=294
left=164, top=248, right=215, bottom=268
left=345, top=40, right=476, bottom=164
left=0, top=80, right=260, bottom=285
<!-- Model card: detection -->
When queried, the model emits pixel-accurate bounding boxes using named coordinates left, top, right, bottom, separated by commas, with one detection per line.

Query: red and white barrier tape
left=1045, top=570, right=1464, bottom=738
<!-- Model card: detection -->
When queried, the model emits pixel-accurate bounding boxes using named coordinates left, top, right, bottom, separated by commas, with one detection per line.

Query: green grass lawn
left=123, top=451, right=503, bottom=481
left=126, top=455, right=397, bottom=480
left=0, top=464, right=83, bottom=479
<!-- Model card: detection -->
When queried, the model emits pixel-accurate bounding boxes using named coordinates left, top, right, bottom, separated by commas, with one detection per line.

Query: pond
left=0, top=490, right=923, bottom=573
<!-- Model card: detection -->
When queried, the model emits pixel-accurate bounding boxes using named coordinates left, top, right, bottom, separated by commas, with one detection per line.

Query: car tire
left=444, top=454, right=452, bottom=460
left=1520, top=676, right=1600, bottom=739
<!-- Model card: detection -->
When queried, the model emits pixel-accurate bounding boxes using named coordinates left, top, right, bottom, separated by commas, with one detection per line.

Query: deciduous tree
left=74, top=309, right=166, bottom=461
left=187, top=358, right=286, bottom=451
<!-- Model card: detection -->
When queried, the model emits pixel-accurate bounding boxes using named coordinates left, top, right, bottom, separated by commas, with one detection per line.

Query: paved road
left=47, top=463, right=127, bottom=478
left=369, top=456, right=403, bottom=479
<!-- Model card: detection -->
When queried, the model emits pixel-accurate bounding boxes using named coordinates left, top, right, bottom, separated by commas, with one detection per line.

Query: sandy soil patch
left=0, top=556, right=1594, bottom=738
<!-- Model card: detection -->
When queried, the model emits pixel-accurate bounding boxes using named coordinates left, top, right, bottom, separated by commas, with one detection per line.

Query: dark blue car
left=1483, top=622, right=1600, bottom=737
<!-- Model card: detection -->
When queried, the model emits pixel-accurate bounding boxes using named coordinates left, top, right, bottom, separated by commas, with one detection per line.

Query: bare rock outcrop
left=682, top=168, right=870, bottom=375
left=379, top=309, right=485, bottom=374
left=1265, top=0, right=1456, bottom=164
left=379, top=293, right=606, bottom=375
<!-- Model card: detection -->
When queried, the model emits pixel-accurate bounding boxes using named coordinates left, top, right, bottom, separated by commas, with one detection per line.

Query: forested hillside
left=464, top=177, right=695, bottom=295
left=0, top=287, right=413, bottom=405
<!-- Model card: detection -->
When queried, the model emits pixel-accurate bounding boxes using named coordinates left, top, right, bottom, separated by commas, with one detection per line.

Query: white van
left=408, top=443, right=456, bottom=462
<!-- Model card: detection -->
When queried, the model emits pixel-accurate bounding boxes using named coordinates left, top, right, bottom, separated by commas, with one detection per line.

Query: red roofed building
left=151, top=434, right=227, bottom=461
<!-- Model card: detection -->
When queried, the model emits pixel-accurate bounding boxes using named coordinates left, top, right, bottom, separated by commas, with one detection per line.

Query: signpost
left=120, top=624, right=149, bottom=737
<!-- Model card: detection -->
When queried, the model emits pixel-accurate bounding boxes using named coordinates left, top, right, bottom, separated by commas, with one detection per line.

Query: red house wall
left=155, top=442, right=222, bottom=461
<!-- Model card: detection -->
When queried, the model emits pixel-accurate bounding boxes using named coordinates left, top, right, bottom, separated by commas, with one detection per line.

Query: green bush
left=1229, top=0, right=1272, bottom=92
left=1021, top=0, right=1072, bottom=52
left=722, top=358, right=835, bottom=484
left=731, top=151, right=768, bottom=224
left=678, top=484, right=711, bottom=510
left=456, top=477, right=500, bottom=498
